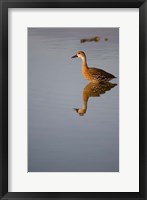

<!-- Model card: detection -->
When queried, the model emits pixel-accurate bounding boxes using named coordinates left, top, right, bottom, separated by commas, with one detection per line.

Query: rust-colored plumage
left=74, top=82, right=117, bottom=116
left=72, top=51, right=116, bottom=82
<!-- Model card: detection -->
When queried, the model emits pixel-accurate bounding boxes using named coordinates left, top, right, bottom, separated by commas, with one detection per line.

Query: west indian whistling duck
left=72, top=51, right=116, bottom=83
left=74, top=82, right=117, bottom=116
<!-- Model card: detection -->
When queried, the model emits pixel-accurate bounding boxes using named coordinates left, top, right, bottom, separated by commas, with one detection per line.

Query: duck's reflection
left=74, top=82, right=117, bottom=116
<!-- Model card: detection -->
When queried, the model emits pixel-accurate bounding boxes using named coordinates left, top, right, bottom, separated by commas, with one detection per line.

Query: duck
left=72, top=51, right=116, bottom=83
left=74, top=82, right=117, bottom=116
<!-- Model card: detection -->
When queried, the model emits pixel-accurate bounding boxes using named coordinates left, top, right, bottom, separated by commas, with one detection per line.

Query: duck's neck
left=82, top=103, right=87, bottom=111
left=82, top=92, right=89, bottom=111
left=81, top=56, right=88, bottom=69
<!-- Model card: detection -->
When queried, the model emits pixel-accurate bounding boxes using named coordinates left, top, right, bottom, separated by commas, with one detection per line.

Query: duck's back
left=86, top=67, right=116, bottom=82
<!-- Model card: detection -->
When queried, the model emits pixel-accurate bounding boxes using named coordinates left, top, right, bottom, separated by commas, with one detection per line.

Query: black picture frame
left=0, top=0, right=146, bottom=199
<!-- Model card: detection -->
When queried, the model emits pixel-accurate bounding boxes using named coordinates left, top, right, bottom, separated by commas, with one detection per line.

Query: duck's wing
left=89, top=67, right=116, bottom=80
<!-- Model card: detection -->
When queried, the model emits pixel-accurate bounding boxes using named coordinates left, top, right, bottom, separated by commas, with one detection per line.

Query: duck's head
left=74, top=108, right=86, bottom=116
left=72, top=51, right=86, bottom=59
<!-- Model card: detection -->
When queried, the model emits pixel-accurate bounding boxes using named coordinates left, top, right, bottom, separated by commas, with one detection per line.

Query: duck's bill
left=73, top=108, right=79, bottom=112
left=72, top=55, right=78, bottom=58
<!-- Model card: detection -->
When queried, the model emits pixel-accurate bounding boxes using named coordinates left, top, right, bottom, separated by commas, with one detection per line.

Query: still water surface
left=28, top=28, right=119, bottom=172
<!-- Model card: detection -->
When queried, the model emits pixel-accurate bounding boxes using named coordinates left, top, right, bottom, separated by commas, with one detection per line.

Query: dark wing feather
left=89, top=68, right=116, bottom=80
